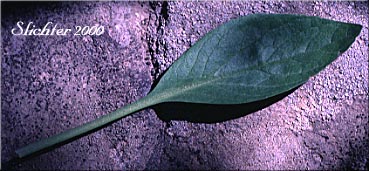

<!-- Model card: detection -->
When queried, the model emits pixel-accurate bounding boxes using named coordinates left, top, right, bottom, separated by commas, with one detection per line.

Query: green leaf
left=15, top=14, right=362, bottom=158
left=149, top=14, right=362, bottom=104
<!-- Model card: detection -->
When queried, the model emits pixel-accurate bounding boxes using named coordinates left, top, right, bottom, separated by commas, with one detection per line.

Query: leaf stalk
left=15, top=94, right=158, bottom=158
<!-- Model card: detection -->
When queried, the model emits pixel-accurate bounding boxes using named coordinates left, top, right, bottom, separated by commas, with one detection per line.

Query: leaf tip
left=350, top=23, right=363, bottom=37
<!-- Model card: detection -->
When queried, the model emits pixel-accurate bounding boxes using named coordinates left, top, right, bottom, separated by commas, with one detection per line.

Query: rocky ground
left=1, top=1, right=368, bottom=170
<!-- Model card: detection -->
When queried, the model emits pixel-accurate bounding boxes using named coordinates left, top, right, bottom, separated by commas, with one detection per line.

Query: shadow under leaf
left=153, top=85, right=301, bottom=123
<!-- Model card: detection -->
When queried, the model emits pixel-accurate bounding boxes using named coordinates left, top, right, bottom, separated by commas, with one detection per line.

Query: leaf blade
left=149, top=14, right=362, bottom=104
left=14, top=14, right=362, bottom=159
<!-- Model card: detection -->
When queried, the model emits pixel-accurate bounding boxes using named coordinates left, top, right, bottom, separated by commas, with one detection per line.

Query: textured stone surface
left=1, top=1, right=368, bottom=170
left=1, top=2, right=160, bottom=170
left=146, top=1, right=368, bottom=170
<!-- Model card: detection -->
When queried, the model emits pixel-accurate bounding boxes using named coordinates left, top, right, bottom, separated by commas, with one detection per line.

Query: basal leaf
left=15, top=14, right=362, bottom=158
left=149, top=14, right=362, bottom=104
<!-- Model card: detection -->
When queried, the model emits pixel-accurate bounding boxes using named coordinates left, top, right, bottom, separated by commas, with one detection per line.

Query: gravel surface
left=1, top=1, right=368, bottom=170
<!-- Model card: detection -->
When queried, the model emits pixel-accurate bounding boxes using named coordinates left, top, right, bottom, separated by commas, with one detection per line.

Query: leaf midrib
left=153, top=46, right=338, bottom=104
